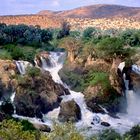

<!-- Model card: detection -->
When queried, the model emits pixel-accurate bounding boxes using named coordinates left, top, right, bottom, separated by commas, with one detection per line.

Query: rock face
left=33, top=123, right=51, bottom=132
left=35, top=51, right=50, bottom=67
left=14, top=70, right=70, bottom=119
left=0, top=60, right=17, bottom=100
left=109, top=58, right=124, bottom=94
left=0, top=111, right=7, bottom=122
left=58, top=100, right=81, bottom=122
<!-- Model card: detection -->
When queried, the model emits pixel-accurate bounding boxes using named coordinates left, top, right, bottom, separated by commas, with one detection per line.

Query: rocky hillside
left=0, top=5, right=140, bottom=30
left=38, top=4, right=140, bottom=19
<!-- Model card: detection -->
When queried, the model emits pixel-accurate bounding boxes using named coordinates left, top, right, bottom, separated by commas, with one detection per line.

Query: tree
left=59, top=37, right=81, bottom=62
left=95, top=37, right=134, bottom=60
left=57, top=22, right=71, bottom=39
left=41, top=29, right=53, bottom=43
left=82, top=27, right=100, bottom=40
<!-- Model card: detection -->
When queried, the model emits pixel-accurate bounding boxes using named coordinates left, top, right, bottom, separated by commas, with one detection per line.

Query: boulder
left=0, top=111, right=7, bottom=122
left=101, top=122, right=110, bottom=127
left=33, top=123, right=51, bottom=132
left=58, top=100, right=81, bottom=122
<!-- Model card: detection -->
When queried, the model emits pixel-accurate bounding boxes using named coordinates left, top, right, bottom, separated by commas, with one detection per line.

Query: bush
left=46, top=122, right=84, bottom=140
left=95, top=37, right=124, bottom=59
left=27, top=67, right=40, bottom=77
left=11, top=47, right=24, bottom=60
left=98, top=129, right=122, bottom=140
left=0, top=119, right=37, bottom=140
left=124, top=125, right=140, bottom=140
left=0, top=50, right=12, bottom=60
left=82, top=27, right=97, bottom=40
left=85, top=72, right=110, bottom=90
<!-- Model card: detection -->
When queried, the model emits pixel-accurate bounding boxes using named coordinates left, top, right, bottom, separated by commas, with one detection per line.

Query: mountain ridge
left=38, top=4, right=140, bottom=19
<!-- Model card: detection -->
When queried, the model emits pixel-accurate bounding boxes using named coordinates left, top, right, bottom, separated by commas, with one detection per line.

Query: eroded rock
left=58, top=100, right=81, bottom=122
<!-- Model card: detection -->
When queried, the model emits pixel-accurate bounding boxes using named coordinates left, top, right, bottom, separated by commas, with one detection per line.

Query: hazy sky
left=0, top=0, right=140, bottom=15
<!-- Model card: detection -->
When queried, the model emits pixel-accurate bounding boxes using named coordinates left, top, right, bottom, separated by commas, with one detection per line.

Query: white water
left=40, top=54, right=140, bottom=134
left=132, top=64, right=140, bottom=75
left=15, top=61, right=32, bottom=75
left=13, top=55, right=140, bottom=135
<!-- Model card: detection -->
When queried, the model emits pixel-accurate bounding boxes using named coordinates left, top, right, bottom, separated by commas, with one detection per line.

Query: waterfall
left=40, top=52, right=66, bottom=84
left=118, top=62, right=140, bottom=125
left=15, top=61, right=32, bottom=75
left=13, top=55, right=140, bottom=135
left=15, top=61, right=26, bottom=75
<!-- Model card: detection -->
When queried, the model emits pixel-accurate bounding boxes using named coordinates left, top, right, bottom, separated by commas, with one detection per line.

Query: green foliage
left=11, top=47, right=24, bottom=60
left=81, top=42, right=95, bottom=59
left=0, top=50, right=12, bottom=60
left=120, top=29, right=140, bottom=47
left=124, top=125, right=140, bottom=140
left=21, top=46, right=36, bottom=62
left=82, top=27, right=97, bottom=39
left=0, top=119, right=36, bottom=140
left=95, top=37, right=124, bottom=59
left=4, top=44, right=24, bottom=60
left=61, top=70, right=85, bottom=92
left=86, top=72, right=110, bottom=89
left=46, top=122, right=84, bottom=140
left=57, top=22, right=70, bottom=39
left=20, top=119, right=36, bottom=131
left=70, top=30, right=81, bottom=38
left=98, top=129, right=122, bottom=140
left=27, top=67, right=41, bottom=77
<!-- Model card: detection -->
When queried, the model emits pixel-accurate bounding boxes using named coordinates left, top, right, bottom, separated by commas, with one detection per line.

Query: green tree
left=95, top=37, right=134, bottom=60
left=57, top=22, right=71, bottom=39
left=0, top=119, right=36, bottom=140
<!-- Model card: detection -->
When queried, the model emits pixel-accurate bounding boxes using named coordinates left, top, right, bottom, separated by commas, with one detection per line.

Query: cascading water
left=15, top=61, right=32, bottom=75
left=13, top=54, right=140, bottom=135
left=15, top=61, right=26, bottom=75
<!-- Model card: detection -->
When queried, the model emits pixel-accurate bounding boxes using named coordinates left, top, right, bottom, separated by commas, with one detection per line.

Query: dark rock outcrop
left=58, top=100, right=81, bottom=122
left=14, top=70, right=70, bottom=119
left=101, top=122, right=111, bottom=127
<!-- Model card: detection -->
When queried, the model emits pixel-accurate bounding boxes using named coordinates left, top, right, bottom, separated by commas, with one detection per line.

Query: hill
left=38, top=4, right=140, bottom=19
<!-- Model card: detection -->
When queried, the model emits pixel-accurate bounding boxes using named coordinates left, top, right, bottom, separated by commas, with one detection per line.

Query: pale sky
left=0, top=0, right=140, bottom=15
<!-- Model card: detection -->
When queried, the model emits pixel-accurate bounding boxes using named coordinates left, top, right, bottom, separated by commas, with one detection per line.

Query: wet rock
left=15, top=70, right=70, bottom=119
left=58, top=100, right=81, bottom=122
left=33, top=123, right=51, bottom=132
left=1, top=101, right=14, bottom=115
left=35, top=51, right=50, bottom=67
left=0, top=111, right=7, bottom=122
left=93, top=115, right=101, bottom=124
left=101, top=122, right=110, bottom=127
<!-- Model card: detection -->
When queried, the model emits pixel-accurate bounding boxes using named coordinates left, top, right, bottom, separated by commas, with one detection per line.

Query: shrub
left=27, top=67, right=40, bottom=77
left=124, top=125, right=140, bottom=140
left=98, top=129, right=122, bottom=140
left=0, top=50, right=12, bottom=60
left=46, top=122, right=84, bottom=140
left=85, top=72, right=110, bottom=90
left=0, top=119, right=36, bottom=140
